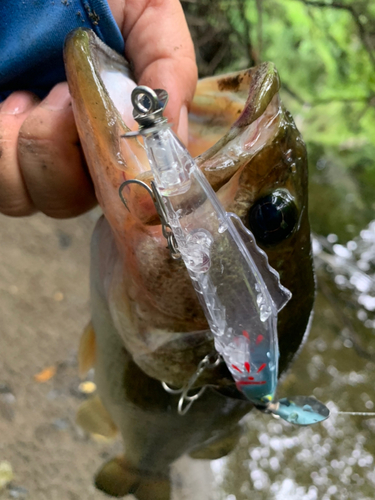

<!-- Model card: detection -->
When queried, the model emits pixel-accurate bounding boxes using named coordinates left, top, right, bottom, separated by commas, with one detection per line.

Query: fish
left=64, top=28, right=315, bottom=499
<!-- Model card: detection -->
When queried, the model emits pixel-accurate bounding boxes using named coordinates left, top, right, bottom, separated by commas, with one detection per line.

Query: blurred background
left=182, top=1, right=375, bottom=498
left=1, top=0, right=375, bottom=499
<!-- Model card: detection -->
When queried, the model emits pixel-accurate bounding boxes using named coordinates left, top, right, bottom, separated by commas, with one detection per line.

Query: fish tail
left=95, top=456, right=171, bottom=499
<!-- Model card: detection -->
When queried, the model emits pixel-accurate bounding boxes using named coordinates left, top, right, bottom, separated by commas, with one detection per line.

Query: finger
left=0, top=92, right=39, bottom=216
left=121, top=0, right=197, bottom=144
left=18, top=83, right=97, bottom=218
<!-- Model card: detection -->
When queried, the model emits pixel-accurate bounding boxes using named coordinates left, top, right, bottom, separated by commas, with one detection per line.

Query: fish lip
left=195, top=63, right=280, bottom=164
left=234, top=62, right=281, bottom=128
left=65, top=28, right=132, bottom=76
left=191, top=94, right=283, bottom=215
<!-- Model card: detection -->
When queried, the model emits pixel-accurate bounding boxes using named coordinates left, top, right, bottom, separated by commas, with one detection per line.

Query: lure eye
left=248, top=189, right=298, bottom=245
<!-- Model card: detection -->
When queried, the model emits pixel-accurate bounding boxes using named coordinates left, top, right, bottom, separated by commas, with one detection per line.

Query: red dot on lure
left=257, top=363, right=266, bottom=373
left=256, top=334, right=264, bottom=345
left=232, top=364, right=242, bottom=373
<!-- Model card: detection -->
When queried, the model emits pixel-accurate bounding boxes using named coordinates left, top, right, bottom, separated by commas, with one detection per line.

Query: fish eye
left=248, top=189, right=298, bottom=245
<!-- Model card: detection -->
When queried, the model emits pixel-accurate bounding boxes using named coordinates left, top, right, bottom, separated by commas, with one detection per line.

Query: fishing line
left=335, top=411, right=375, bottom=416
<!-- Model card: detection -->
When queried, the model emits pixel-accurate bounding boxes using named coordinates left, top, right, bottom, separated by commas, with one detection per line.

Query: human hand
left=0, top=0, right=197, bottom=218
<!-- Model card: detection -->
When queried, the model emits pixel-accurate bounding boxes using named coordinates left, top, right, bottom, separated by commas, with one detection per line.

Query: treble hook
left=162, top=353, right=221, bottom=416
left=118, top=179, right=181, bottom=259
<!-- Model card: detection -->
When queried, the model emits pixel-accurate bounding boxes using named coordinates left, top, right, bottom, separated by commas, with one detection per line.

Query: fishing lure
left=121, top=86, right=329, bottom=426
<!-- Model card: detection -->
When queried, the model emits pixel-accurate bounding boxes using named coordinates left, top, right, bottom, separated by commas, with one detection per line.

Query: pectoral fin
left=78, top=321, right=96, bottom=378
left=76, top=395, right=117, bottom=438
left=95, top=457, right=171, bottom=500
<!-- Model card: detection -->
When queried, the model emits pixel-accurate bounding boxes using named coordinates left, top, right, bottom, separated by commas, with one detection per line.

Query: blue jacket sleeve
left=0, top=0, right=125, bottom=101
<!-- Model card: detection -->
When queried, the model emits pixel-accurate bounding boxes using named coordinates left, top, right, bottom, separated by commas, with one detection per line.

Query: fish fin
left=135, top=476, right=171, bottom=500
left=76, top=395, right=117, bottom=438
left=78, top=321, right=96, bottom=378
left=95, top=456, right=171, bottom=500
left=189, top=424, right=242, bottom=460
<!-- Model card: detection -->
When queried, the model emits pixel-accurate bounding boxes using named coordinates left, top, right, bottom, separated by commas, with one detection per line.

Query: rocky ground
left=0, top=211, right=215, bottom=500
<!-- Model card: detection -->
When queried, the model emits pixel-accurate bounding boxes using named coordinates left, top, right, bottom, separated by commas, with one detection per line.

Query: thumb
left=112, top=0, right=197, bottom=144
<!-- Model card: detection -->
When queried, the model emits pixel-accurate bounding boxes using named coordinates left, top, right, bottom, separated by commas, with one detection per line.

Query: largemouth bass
left=64, top=28, right=315, bottom=499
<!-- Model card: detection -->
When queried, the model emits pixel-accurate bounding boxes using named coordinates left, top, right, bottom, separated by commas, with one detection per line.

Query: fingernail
left=42, top=83, right=71, bottom=110
left=1, top=92, right=35, bottom=115
left=177, top=105, right=188, bottom=145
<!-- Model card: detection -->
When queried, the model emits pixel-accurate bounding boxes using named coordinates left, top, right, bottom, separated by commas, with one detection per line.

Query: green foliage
left=183, top=0, right=375, bottom=239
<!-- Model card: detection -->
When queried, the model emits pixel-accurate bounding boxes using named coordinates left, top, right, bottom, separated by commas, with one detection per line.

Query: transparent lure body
left=143, top=124, right=291, bottom=406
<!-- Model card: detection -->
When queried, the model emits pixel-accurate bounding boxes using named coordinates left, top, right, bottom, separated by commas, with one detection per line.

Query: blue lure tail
left=267, top=396, right=330, bottom=426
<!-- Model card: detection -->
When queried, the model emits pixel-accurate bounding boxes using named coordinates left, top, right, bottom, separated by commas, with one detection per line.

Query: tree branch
left=205, top=43, right=229, bottom=75
left=282, top=83, right=307, bottom=105
left=229, top=0, right=258, bottom=66
left=282, top=82, right=374, bottom=107
left=256, top=0, right=263, bottom=60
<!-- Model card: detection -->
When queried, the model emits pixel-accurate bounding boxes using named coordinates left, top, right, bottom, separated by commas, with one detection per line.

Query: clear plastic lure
left=122, top=86, right=329, bottom=425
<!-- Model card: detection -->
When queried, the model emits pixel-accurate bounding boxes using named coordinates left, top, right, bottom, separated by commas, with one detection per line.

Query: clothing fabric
left=0, top=0, right=124, bottom=101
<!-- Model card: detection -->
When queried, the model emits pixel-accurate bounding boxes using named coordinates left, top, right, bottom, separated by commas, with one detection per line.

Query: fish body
left=64, top=29, right=315, bottom=498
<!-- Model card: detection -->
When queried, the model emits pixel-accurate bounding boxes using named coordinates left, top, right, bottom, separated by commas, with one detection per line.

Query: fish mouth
left=64, top=29, right=283, bottom=229
left=125, top=65, right=283, bottom=225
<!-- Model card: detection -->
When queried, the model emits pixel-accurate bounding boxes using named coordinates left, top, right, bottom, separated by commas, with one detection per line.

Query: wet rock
left=52, top=418, right=70, bottom=431
left=57, top=230, right=72, bottom=249
left=7, top=484, right=29, bottom=498
left=0, top=384, right=16, bottom=422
